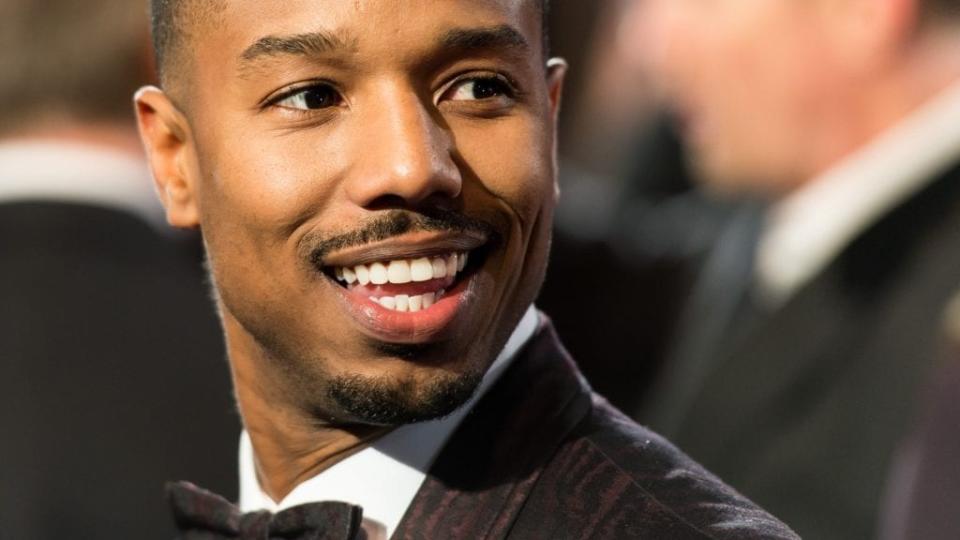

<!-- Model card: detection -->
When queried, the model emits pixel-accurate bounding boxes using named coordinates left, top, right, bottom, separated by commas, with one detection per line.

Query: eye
left=273, top=83, right=343, bottom=110
left=445, top=76, right=515, bottom=102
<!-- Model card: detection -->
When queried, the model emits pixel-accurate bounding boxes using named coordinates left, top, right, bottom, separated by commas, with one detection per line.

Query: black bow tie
left=167, top=481, right=365, bottom=540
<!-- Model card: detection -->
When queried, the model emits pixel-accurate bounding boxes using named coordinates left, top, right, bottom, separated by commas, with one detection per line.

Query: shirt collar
left=238, top=306, right=540, bottom=537
left=0, top=140, right=163, bottom=225
left=756, top=79, right=960, bottom=306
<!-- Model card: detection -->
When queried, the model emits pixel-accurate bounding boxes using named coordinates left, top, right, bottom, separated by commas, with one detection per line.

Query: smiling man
left=135, top=1, right=796, bottom=538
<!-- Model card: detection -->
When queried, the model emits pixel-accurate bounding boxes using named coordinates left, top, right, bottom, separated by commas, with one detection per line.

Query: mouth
left=325, top=250, right=475, bottom=312
left=316, top=235, right=492, bottom=343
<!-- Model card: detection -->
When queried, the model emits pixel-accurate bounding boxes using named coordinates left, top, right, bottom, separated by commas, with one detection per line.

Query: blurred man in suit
left=621, top=0, right=960, bottom=538
left=0, top=1, right=237, bottom=538
left=135, top=0, right=798, bottom=538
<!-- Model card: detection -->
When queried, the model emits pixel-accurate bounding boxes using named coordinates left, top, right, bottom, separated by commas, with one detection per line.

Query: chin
left=323, top=364, right=485, bottom=426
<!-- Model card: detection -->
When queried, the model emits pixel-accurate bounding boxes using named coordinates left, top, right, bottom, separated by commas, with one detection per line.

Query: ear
left=545, top=58, right=568, bottom=203
left=134, top=86, right=201, bottom=229
left=545, top=58, right=568, bottom=122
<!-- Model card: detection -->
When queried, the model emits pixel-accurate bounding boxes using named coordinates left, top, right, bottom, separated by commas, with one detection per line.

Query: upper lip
left=318, top=231, right=488, bottom=268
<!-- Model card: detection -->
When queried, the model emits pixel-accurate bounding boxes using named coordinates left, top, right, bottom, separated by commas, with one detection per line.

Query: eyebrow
left=239, top=30, right=358, bottom=65
left=238, top=24, right=530, bottom=69
left=439, top=25, right=530, bottom=54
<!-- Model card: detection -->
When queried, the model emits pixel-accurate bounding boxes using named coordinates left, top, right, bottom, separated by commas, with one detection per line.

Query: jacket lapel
left=393, top=318, right=592, bottom=540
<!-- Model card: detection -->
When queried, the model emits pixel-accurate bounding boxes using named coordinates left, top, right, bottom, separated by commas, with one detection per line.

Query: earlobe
left=134, top=86, right=201, bottom=229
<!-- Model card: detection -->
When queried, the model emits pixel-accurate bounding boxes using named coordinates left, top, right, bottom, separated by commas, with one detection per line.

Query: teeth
left=431, top=258, right=447, bottom=278
left=355, top=265, right=370, bottom=286
left=387, top=260, right=412, bottom=284
left=446, top=254, right=457, bottom=277
left=369, top=262, right=389, bottom=285
left=334, top=251, right=473, bottom=287
left=368, top=290, right=448, bottom=312
left=410, top=258, right=433, bottom=282
left=342, top=267, right=357, bottom=285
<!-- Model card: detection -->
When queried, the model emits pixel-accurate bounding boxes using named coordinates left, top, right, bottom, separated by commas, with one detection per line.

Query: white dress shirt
left=0, top=140, right=162, bottom=224
left=239, top=306, right=540, bottom=538
left=756, top=80, right=960, bottom=306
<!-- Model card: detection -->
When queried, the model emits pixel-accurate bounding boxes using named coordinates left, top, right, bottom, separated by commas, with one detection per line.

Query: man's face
left=624, top=0, right=852, bottom=194
left=140, top=0, right=563, bottom=424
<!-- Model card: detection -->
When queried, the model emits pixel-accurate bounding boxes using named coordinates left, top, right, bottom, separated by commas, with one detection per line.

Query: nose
left=345, top=85, right=462, bottom=209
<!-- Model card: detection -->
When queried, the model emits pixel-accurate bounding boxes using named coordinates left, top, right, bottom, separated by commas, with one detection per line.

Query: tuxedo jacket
left=0, top=202, right=238, bottom=539
left=642, top=163, right=960, bottom=540
left=389, top=318, right=797, bottom=539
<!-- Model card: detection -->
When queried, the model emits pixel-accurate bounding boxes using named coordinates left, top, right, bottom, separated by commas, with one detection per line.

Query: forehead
left=198, top=0, right=540, bottom=68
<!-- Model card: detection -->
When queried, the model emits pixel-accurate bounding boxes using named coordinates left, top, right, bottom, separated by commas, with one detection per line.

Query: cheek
left=191, top=124, right=346, bottom=308
left=455, top=117, right=555, bottom=223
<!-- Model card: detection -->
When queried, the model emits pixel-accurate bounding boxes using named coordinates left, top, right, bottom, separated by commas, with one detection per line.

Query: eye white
left=277, top=92, right=314, bottom=109
left=450, top=80, right=482, bottom=101
left=275, top=86, right=339, bottom=110
left=447, top=78, right=508, bottom=102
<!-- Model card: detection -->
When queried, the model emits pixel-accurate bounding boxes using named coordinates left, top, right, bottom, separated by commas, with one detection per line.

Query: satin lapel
left=393, top=318, right=592, bottom=540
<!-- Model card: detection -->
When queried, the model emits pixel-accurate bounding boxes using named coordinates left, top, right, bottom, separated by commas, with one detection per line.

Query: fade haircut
left=0, top=0, right=149, bottom=133
left=150, top=0, right=550, bottom=90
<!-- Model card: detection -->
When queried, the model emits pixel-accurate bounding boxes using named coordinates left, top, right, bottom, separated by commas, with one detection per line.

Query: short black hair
left=150, top=0, right=550, bottom=88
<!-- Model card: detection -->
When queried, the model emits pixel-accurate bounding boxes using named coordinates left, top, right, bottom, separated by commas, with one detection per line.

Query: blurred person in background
left=621, top=0, right=960, bottom=538
left=879, top=290, right=960, bottom=540
left=0, top=1, right=237, bottom=538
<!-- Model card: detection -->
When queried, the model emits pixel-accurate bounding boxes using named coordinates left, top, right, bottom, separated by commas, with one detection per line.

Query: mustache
left=304, top=208, right=499, bottom=266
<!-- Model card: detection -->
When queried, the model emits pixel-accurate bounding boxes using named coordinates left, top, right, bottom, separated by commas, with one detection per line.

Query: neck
left=223, top=315, right=389, bottom=503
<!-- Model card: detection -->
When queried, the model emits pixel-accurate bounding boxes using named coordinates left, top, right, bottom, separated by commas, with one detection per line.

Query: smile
left=317, top=230, right=490, bottom=342
left=331, top=252, right=470, bottom=312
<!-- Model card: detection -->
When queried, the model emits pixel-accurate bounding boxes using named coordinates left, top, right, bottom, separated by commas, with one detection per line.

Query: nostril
left=365, top=194, right=412, bottom=212
left=363, top=194, right=464, bottom=215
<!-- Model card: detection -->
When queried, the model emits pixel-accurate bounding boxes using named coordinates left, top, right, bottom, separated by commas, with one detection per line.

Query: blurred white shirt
left=0, top=140, right=162, bottom=224
left=238, top=306, right=539, bottom=538
left=756, top=80, right=960, bottom=306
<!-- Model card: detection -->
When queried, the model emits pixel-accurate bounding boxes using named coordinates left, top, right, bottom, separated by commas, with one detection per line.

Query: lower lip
left=330, top=273, right=477, bottom=344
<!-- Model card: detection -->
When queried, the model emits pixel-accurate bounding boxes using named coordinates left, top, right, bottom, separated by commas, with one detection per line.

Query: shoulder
left=524, top=394, right=800, bottom=540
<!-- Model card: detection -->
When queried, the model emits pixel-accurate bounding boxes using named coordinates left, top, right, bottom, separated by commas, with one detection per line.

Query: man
left=136, top=0, right=797, bottom=538
left=621, top=0, right=960, bottom=538
left=0, top=1, right=237, bottom=538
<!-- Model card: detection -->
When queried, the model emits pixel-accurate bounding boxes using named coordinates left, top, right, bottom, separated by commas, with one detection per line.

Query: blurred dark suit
left=879, top=313, right=960, bottom=540
left=0, top=194, right=238, bottom=538
left=642, top=161, right=960, bottom=540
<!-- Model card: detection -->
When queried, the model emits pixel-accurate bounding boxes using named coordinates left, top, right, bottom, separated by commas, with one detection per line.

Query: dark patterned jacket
left=391, top=318, right=797, bottom=539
